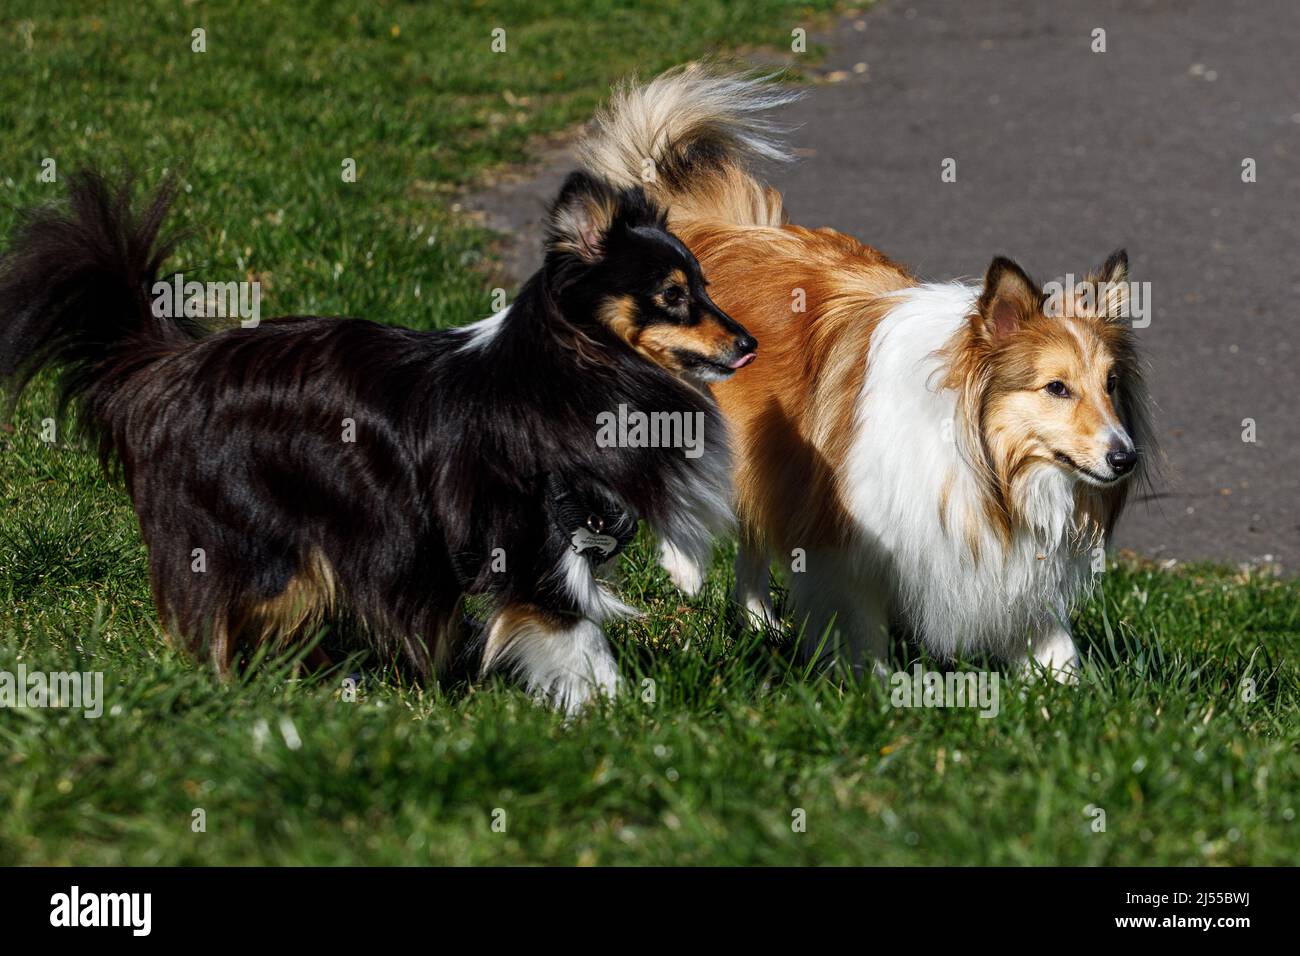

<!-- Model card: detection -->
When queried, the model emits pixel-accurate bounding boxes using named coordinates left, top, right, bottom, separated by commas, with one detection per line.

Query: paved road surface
left=467, top=0, right=1300, bottom=571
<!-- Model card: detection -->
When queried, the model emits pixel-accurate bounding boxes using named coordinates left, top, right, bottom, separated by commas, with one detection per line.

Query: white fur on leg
left=648, top=432, right=733, bottom=597
left=659, top=538, right=705, bottom=596
left=733, top=541, right=776, bottom=628
left=1018, top=625, right=1081, bottom=685
left=482, top=610, right=621, bottom=714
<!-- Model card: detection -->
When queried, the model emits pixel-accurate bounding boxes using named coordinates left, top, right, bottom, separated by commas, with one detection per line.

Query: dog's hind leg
left=788, top=549, right=891, bottom=680
left=480, top=604, right=620, bottom=714
left=143, top=545, right=242, bottom=674
left=733, top=531, right=775, bottom=628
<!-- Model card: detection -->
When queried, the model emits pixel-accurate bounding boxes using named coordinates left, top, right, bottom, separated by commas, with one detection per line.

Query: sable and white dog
left=581, top=68, right=1154, bottom=682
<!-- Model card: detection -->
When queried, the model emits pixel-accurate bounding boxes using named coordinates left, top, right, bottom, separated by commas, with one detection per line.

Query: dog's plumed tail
left=578, top=64, right=800, bottom=228
left=0, top=169, right=190, bottom=453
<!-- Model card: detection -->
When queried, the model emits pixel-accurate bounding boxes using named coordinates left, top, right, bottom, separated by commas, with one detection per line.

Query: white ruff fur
left=786, top=283, right=1094, bottom=672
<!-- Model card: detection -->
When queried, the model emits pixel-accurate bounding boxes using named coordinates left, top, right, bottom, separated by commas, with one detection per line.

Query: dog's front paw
left=539, top=665, right=622, bottom=715
left=659, top=540, right=704, bottom=596
left=741, top=594, right=778, bottom=630
left=489, top=613, right=622, bottom=714
left=1018, top=630, right=1082, bottom=685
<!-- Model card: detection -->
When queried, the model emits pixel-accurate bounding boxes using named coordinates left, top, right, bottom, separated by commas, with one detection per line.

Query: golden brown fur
left=631, top=156, right=1144, bottom=563
left=676, top=220, right=916, bottom=552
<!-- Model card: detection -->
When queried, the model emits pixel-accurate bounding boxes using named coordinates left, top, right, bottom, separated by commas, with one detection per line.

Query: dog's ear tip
left=559, top=168, right=597, bottom=187
left=546, top=173, right=618, bottom=264
left=551, top=170, right=598, bottom=208
left=982, top=255, right=1037, bottom=293
left=1097, top=248, right=1129, bottom=283
left=983, top=255, right=1027, bottom=283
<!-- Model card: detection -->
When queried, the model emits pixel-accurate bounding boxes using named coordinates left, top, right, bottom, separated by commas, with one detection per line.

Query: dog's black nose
left=728, top=335, right=758, bottom=370
left=1106, top=447, right=1137, bottom=474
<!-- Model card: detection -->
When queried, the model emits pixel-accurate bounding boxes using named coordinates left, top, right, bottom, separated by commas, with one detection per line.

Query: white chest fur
left=842, top=284, right=1093, bottom=658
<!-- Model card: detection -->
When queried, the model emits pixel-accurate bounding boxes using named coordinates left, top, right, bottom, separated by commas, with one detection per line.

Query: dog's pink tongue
left=729, top=353, right=756, bottom=369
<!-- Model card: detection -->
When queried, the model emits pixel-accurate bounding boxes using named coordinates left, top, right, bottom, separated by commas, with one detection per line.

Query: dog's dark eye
left=1106, top=374, right=1118, bottom=393
left=661, top=287, right=685, bottom=307
left=1045, top=380, right=1070, bottom=398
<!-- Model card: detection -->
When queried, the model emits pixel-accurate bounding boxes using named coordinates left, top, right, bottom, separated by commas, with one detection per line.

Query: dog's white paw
left=659, top=540, right=704, bottom=596
left=537, top=663, right=622, bottom=716
left=1018, top=629, right=1081, bottom=685
left=487, top=613, right=622, bottom=714
left=742, top=594, right=778, bottom=630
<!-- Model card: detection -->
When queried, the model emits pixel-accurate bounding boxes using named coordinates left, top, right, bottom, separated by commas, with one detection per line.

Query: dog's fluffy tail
left=0, top=168, right=192, bottom=455
left=577, top=64, right=801, bottom=228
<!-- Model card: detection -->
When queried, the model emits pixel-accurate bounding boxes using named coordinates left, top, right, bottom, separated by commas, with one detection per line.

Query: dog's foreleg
left=1016, top=623, right=1082, bottom=685
left=652, top=467, right=730, bottom=597
left=658, top=536, right=708, bottom=596
left=481, top=605, right=620, bottom=714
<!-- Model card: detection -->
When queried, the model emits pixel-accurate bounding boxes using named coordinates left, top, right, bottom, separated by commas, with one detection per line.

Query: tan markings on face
left=640, top=315, right=736, bottom=365
left=599, top=294, right=640, bottom=347
left=983, top=316, right=1126, bottom=478
left=600, top=293, right=735, bottom=373
left=652, top=270, right=691, bottom=311
left=599, top=294, right=683, bottom=370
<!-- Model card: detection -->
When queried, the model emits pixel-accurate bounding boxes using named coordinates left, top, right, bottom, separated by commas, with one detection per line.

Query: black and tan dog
left=0, top=168, right=756, bottom=711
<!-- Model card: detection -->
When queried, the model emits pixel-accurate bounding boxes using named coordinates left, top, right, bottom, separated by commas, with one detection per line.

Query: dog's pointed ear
left=546, top=171, right=618, bottom=264
left=976, top=256, right=1040, bottom=341
left=1082, top=248, right=1130, bottom=321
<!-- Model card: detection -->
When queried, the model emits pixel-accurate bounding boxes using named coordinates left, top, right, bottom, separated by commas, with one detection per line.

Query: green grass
left=1, top=1, right=1298, bottom=866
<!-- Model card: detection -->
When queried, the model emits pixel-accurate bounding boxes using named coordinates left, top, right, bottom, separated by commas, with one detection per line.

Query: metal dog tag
left=571, top=525, right=619, bottom=558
